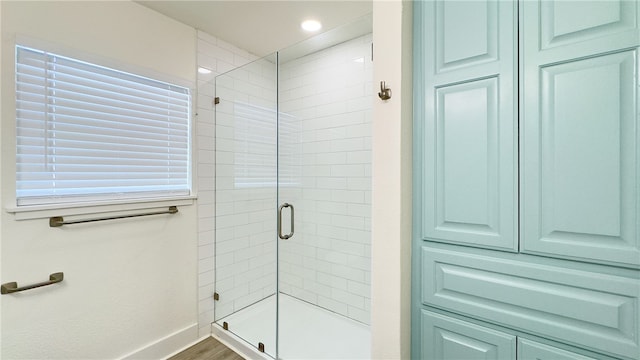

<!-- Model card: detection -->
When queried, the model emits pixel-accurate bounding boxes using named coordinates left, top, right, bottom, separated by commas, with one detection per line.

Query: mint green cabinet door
left=518, top=339, right=598, bottom=360
left=421, top=244, right=640, bottom=360
left=421, top=310, right=516, bottom=360
left=418, top=0, right=517, bottom=251
left=521, top=0, right=640, bottom=267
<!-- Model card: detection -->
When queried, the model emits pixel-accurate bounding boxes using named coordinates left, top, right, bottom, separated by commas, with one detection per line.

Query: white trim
left=7, top=195, right=196, bottom=220
left=371, top=0, right=413, bottom=358
left=118, top=323, right=199, bottom=360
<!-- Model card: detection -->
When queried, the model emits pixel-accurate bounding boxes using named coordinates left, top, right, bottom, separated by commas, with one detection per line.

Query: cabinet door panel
left=436, top=0, right=498, bottom=71
left=421, top=310, right=516, bottom=360
left=521, top=0, right=640, bottom=267
left=540, top=0, right=637, bottom=50
left=518, top=338, right=598, bottom=360
left=435, top=78, right=499, bottom=236
left=421, top=0, right=517, bottom=251
left=421, top=244, right=640, bottom=360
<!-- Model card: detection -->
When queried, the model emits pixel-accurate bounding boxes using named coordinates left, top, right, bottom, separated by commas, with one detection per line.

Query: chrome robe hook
left=378, top=81, right=391, bottom=100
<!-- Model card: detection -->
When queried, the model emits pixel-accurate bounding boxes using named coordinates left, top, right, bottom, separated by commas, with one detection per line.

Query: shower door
left=213, top=53, right=279, bottom=358
left=276, top=24, right=373, bottom=359
left=214, top=16, right=373, bottom=359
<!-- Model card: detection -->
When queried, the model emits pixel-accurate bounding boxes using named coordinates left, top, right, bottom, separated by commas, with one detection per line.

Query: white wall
left=0, top=2, right=415, bottom=358
left=1, top=2, right=199, bottom=359
left=278, top=34, right=373, bottom=324
left=0, top=1, right=4, bottom=348
left=371, top=0, right=413, bottom=358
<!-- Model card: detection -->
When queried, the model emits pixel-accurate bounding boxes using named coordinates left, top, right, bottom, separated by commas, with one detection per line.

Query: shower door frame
left=213, top=52, right=280, bottom=359
left=213, top=19, right=374, bottom=358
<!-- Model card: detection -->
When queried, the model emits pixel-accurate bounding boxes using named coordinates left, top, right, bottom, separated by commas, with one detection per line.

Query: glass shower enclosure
left=213, top=16, right=372, bottom=359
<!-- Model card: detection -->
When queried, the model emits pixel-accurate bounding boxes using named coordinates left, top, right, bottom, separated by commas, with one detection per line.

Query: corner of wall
left=0, top=0, right=4, bottom=344
left=371, top=0, right=413, bottom=358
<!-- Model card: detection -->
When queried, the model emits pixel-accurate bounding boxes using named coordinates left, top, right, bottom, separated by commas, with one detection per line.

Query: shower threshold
left=212, top=293, right=371, bottom=359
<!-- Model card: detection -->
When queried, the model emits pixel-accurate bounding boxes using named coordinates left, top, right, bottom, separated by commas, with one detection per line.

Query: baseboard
left=119, top=323, right=199, bottom=360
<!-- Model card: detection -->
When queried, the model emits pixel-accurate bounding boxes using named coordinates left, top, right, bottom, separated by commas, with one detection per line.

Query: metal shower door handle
left=278, top=203, right=294, bottom=240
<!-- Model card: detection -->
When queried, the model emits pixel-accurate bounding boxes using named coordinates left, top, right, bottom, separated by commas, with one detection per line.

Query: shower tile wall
left=278, top=34, right=373, bottom=324
left=196, top=30, right=257, bottom=338
left=213, top=55, right=278, bottom=321
left=197, top=30, right=373, bottom=337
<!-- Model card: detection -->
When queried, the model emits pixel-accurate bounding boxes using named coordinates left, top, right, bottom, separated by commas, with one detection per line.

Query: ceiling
left=135, top=0, right=373, bottom=57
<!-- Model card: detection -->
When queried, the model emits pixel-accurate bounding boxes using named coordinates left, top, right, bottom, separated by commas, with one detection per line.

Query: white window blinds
left=15, top=45, right=191, bottom=206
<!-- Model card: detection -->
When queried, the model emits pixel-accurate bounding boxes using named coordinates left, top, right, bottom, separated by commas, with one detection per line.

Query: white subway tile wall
left=196, top=30, right=258, bottom=338
left=278, top=34, right=373, bottom=324
left=197, top=30, right=373, bottom=338
left=214, top=53, right=279, bottom=322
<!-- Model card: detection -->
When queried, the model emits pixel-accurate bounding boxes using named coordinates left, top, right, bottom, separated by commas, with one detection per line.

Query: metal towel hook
left=378, top=81, right=391, bottom=100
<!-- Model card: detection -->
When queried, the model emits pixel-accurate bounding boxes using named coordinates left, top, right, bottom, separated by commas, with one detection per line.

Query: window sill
left=5, top=195, right=197, bottom=221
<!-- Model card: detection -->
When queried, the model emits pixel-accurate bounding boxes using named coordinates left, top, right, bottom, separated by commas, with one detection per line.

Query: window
left=15, top=45, right=191, bottom=206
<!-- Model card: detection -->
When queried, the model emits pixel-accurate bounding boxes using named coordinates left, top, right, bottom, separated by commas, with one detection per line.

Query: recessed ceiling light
left=198, top=67, right=212, bottom=74
left=301, top=19, right=322, bottom=32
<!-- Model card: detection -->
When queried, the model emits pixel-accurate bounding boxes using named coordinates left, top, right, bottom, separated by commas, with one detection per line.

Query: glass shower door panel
left=214, top=54, right=278, bottom=357
left=277, top=21, right=373, bottom=359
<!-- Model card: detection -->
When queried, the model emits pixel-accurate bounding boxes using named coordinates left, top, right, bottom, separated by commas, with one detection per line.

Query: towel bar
left=49, top=206, right=178, bottom=227
left=1, top=272, right=64, bottom=294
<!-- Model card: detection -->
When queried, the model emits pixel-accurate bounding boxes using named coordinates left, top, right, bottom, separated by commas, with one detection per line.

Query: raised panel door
left=421, top=243, right=640, bottom=360
left=521, top=0, right=640, bottom=267
left=421, top=310, right=516, bottom=360
left=419, top=0, right=517, bottom=251
left=414, top=1, right=640, bottom=359
left=518, top=338, right=599, bottom=360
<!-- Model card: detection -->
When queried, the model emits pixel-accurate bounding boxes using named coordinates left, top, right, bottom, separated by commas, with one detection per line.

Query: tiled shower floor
left=216, top=293, right=370, bottom=359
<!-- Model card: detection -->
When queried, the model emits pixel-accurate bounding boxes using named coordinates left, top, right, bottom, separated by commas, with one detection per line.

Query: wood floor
left=169, top=337, right=245, bottom=360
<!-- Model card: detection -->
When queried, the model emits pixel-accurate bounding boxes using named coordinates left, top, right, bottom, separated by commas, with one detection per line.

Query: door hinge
left=214, top=97, right=220, bottom=105
left=222, top=321, right=229, bottom=330
left=213, top=292, right=219, bottom=301
left=258, top=342, right=265, bottom=352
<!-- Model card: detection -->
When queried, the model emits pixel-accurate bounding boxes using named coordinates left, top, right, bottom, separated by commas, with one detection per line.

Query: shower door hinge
left=258, top=342, right=265, bottom=353
left=222, top=321, right=229, bottom=330
left=214, top=97, right=220, bottom=105
left=213, top=292, right=219, bottom=301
